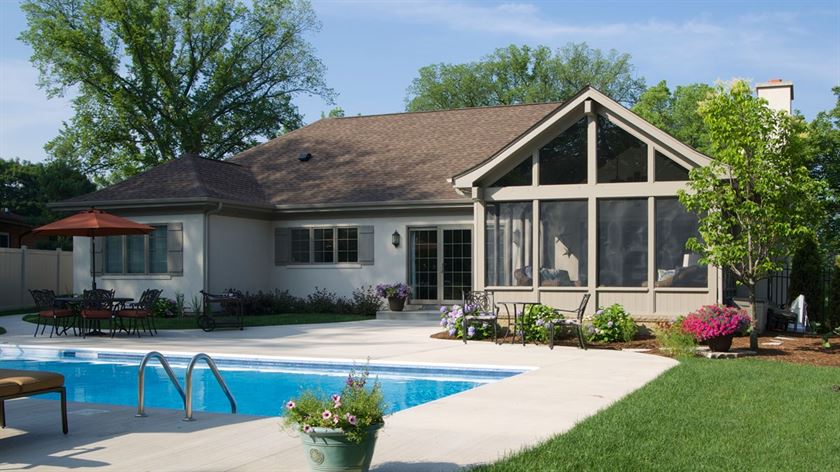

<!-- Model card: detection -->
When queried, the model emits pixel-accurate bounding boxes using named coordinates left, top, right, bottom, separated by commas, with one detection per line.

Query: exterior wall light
left=391, top=230, right=400, bottom=248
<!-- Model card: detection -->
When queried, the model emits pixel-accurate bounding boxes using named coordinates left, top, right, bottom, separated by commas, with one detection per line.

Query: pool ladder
left=136, top=351, right=237, bottom=421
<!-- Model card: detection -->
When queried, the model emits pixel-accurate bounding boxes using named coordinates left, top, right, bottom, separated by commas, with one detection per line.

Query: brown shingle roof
left=64, top=102, right=561, bottom=207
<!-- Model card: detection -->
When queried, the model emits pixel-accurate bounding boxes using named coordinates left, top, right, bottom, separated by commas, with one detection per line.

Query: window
left=540, top=201, right=587, bottom=286
left=290, top=229, right=310, bottom=263
left=598, top=199, right=647, bottom=287
left=0, top=232, right=9, bottom=248
left=104, top=225, right=168, bottom=274
left=540, top=117, right=587, bottom=185
left=655, top=151, right=690, bottom=181
left=655, top=198, right=707, bottom=287
left=485, top=202, right=533, bottom=286
left=490, top=156, right=532, bottom=187
left=287, top=227, right=359, bottom=264
left=597, top=115, right=648, bottom=183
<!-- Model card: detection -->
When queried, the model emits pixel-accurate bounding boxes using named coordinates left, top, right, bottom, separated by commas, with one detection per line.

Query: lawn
left=21, top=312, right=374, bottom=329
left=474, top=358, right=840, bottom=472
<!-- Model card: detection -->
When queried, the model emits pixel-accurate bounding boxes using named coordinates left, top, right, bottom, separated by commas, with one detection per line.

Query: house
left=0, top=210, right=51, bottom=249
left=53, top=84, right=794, bottom=320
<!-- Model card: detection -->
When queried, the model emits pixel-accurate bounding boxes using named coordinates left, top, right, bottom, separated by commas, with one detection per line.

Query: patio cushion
left=118, top=309, right=149, bottom=318
left=39, top=309, right=74, bottom=318
left=81, top=309, right=112, bottom=319
left=0, top=369, right=64, bottom=396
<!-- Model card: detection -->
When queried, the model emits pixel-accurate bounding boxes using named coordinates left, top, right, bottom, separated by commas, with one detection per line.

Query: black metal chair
left=29, top=289, right=76, bottom=338
left=461, top=290, right=499, bottom=344
left=117, top=289, right=162, bottom=337
left=546, top=293, right=591, bottom=350
left=80, top=289, right=115, bottom=338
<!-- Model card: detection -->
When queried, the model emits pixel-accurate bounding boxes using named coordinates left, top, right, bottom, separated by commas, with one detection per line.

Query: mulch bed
left=431, top=330, right=839, bottom=367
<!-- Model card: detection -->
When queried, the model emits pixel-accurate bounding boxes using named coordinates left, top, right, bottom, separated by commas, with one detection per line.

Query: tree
left=321, top=107, right=345, bottom=119
left=0, top=157, right=96, bottom=223
left=405, top=43, right=646, bottom=112
left=788, top=233, right=824, bottom=325
left=808, top=86, right=840, bottom=256
left=678, top=80, right=827, bottom=350
left=632, top=80, right=714, bottom=153
left=21, top=0, right=333, bottom=182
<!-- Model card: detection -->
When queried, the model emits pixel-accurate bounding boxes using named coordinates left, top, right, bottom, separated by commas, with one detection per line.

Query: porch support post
left=473, top=196, right=486, bottom=291
left=586, top=109, right=598, bottom=309
left=648, top=196, right=656, bottom=315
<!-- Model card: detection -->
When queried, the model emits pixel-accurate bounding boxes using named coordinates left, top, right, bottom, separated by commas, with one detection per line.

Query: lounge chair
left=117, top=289, right=162, bottom=337
left=545, top=293, right=591, bottom=350
left=461, top=290, right=499, bottom=344
left=0, top=369, right=68, bottom=434
left=30, top=289, right=76, bottom=338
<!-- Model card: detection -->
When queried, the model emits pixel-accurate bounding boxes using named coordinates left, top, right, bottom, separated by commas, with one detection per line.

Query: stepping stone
left=622, top=348, right=652, bottom=353
left=761, top=342, right=783, bottom=346
left=774, top=336, right=795, bottom=341
left=696, top=347, right=757, bottom=359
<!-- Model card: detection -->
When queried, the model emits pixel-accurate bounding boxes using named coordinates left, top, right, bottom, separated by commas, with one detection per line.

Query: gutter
left=203, top=202, right=224, bottom=293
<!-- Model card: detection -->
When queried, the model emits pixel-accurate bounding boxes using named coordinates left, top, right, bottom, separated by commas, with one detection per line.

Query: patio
left=0, top=316, right=676, bottom=471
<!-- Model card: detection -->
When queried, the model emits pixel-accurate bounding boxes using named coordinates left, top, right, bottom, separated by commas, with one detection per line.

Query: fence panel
left=0, top=247, right=73, bottom=311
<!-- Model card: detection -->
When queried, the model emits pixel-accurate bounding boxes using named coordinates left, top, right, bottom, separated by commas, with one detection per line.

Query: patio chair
left=461, top=290, right=499, bottom=344
left=1, top=368, right=68, bottom=434
left=116, top=289, right=162, bottom=337
left=80, top=288, right=116, bottom=338
left=545, top=293, right=591, bottom=350
left=29, top=289, right=76, bottom=338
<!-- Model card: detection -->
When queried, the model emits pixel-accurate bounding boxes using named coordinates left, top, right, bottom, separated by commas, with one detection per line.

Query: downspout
left=203, top=202, right=223, bottom=293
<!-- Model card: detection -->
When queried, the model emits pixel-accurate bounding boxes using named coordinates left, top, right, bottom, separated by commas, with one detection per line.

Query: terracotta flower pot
left=387, top=297, right=405, bottom=312
left=707, top=334, right=734, bottom=352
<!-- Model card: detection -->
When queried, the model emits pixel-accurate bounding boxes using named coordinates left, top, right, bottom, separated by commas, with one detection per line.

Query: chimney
left=755, top=79, right=794, bottom=114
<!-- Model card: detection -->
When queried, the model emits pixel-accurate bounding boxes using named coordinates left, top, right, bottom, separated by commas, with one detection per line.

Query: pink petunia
left=285, top=400, right=295, bottom=409
left=322, top=410, right=332, bottom=420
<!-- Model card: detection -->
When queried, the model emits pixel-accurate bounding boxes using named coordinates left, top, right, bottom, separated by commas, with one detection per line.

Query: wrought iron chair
left=546, top=293, right=591, bottom=350
left=461, top=290, right=499, bottom=344
left=80, top=288, right=115, bottom=338
left=29, top=289, right=76, bottom=338
left=116, top=289, right=162, bottom=337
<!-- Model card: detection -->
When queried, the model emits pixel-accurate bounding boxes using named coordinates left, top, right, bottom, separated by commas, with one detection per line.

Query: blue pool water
left=0, top=348, right=525, bottom=417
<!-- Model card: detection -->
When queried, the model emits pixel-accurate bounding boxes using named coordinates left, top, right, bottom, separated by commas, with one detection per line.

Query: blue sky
left=1, top=0, right=838, bottom=163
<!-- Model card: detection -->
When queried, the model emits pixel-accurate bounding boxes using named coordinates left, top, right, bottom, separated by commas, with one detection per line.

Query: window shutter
left=92, top=236, right=104, bottom=276
left=275, top=228, right=291, bottom=265
left=358, top=226, right=374, bottom=265
left=167, top=222, right=184, bottom=276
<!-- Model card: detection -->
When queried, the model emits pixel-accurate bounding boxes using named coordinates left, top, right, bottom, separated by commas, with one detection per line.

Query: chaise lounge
left=0, top=369, right=68, bottom=434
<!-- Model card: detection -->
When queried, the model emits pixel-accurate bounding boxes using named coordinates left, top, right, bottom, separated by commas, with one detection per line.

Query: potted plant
left=375, top=283, right=411, bottom=312
left=283, top=369, right=386, bottom=472
left=682, top=304, right=751, bottom=352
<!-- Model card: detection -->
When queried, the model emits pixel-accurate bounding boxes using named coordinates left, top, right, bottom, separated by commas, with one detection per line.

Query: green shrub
left=514, top=304, right=562, bottom=343
left=654, top=317, right=697, bottom=359
left=586, top=304, right=637, bottom=343
left=439, top=304, right=497, bottom=340
left=236, top=287, right=379, bottom=315
left=788, top=233, right=824, bottom=326
left=152, top=298, right=179, bottom=318
left=350, top=286, right=382, bottom=316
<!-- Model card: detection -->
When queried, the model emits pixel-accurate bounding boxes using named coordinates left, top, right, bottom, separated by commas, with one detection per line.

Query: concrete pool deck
left=0, top=315, right=677, bottom=471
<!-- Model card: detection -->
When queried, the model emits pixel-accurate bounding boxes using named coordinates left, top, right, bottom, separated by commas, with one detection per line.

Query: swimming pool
left=0, top=346, right=529, bottom=417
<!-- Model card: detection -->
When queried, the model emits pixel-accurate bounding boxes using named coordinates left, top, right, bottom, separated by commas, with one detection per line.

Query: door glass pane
left=655, top=151, right=690, bottom=181
left=337, top=228, right=358, bottom=263
left=597, top=115, right=648, bottom=183
left=126, top=235, right=145, bottom=273
left=105, top=236, right=123, bottom=273
left=540, top=201, right=587, bottom=286
left=411, top=230, right=438, bottom=300
left=655, top=198, right=707, bottom=287
left=313, top=228, right=335, bottom=263
left=291, top=229, right=310, bottom=263
left=485, top=202, right=533, bottom=286
left=490, top=156, right=532, bottom=187
left=598, top=199, right=648, bottom=287
left=540, top=117, right=587, bottom=185
left=149, top=226, right=168, bottom=273
left=443, top=229, right=472, bottom=300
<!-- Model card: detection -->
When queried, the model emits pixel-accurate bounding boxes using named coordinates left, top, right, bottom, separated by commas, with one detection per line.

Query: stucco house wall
left=207, top=214, right=273, bottom=294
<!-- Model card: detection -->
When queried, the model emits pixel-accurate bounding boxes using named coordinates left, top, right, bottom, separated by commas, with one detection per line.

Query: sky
left=1, top=0, right=839, bottom=163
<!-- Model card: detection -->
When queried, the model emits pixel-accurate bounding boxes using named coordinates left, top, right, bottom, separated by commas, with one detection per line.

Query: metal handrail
left=184, top=353, right=237, bottom=421
left=137, top=351, right=186, bottom=417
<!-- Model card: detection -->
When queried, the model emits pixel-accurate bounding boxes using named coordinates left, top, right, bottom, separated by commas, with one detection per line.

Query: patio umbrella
left=33, top=209, right=154, bottom=290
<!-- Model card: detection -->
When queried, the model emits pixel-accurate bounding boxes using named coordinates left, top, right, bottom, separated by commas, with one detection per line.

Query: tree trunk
left=748, top=289, right=759, bottom=351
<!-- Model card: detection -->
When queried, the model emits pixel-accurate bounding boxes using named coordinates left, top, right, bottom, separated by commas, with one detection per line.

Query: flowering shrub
left=654, top=316, right=697, bottom=359
left=514, top=304, right=562, bottom=343
left=375, top=283, right=411, bottom=300
left=282, top=369, right=386, bottom=444
left=439, top=304, right=494, bottom=339
left=586, top=304, right=637, bottom=343
left=682, top=304, right=750, bottom=341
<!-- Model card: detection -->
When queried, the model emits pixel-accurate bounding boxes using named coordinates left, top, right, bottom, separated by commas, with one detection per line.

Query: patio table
left=55, top=296, right=133, bottom=336
left=495, top=301, right=537, bottom=346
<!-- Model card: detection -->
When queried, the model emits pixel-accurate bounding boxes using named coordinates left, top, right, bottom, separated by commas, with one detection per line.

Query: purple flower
left=333, top=416, right=339, bottom=425
left=303, top=424, right=312, bottom=433
left=607, top=321, right=614, bottom=328
left=536, top=319, right=544, bottom=327
left=285, top=400, right=296, bottom=409
left=596, top=309, right=604, bottom=315
left=322, top=410, right=332, bottom=420
left=440, top=306, right=447, bottom=313
left=346, top=414, right=357, bottom=425
left=467, top=326, right=476, bottom=338
left=331, top=394, right=341, bottom=403
left=448, top=328, right=456, bottom=336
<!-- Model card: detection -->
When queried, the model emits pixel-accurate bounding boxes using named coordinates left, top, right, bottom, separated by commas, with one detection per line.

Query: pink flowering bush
left=282, top=369, right=385, bottom=443
left=682, top=305, right=750, bottom=341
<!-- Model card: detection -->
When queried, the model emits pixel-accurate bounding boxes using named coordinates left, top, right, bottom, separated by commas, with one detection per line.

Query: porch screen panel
left=655, top=151, right=690, bottom=181
left=491, top=156, right=532, bottom=187
left=539, top=117, right=587, bottom=185
left=485, top=202, right=533, bottom=286
left=597, top=199, right=647, bottom=287
left=655, top=198, right=707, bottom=287
left=540, top=200, right=587, bottom=286
left=597, top=115, right=648, bottom=183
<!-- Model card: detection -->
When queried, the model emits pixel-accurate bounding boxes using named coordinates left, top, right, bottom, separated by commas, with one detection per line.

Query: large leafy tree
left=808, top=86, right=840, bottom=256
left=0, top=158, right=96, bottom=225
left=405, top=43, right=646, bottom=112
left=21, top=0, right=332, bottom=182
left=632, top=80, right=714, bottom=153
left=679, top=81, right=826, bottom=350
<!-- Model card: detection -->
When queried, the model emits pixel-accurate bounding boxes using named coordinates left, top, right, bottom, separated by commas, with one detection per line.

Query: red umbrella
left=33, top=209, right=154, bottom=289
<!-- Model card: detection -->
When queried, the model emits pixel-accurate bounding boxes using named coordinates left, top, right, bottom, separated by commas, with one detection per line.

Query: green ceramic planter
left=299, top=423, right=383, bottom=472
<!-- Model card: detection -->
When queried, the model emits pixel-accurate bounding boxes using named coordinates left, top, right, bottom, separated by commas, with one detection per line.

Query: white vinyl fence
left=0, top=247, right=74, bottom=311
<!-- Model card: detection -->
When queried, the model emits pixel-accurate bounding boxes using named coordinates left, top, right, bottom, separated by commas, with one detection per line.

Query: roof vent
left=298, top=152, right=312, bottom=162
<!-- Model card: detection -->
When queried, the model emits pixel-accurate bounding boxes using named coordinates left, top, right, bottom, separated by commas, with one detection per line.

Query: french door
left=409, top=227, right=472, bottom=304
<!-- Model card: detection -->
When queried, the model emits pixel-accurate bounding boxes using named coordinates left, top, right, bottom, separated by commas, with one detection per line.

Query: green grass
left=475, top=359, right=840, bottom=472
left=22, top=313, right=374, bottom=329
